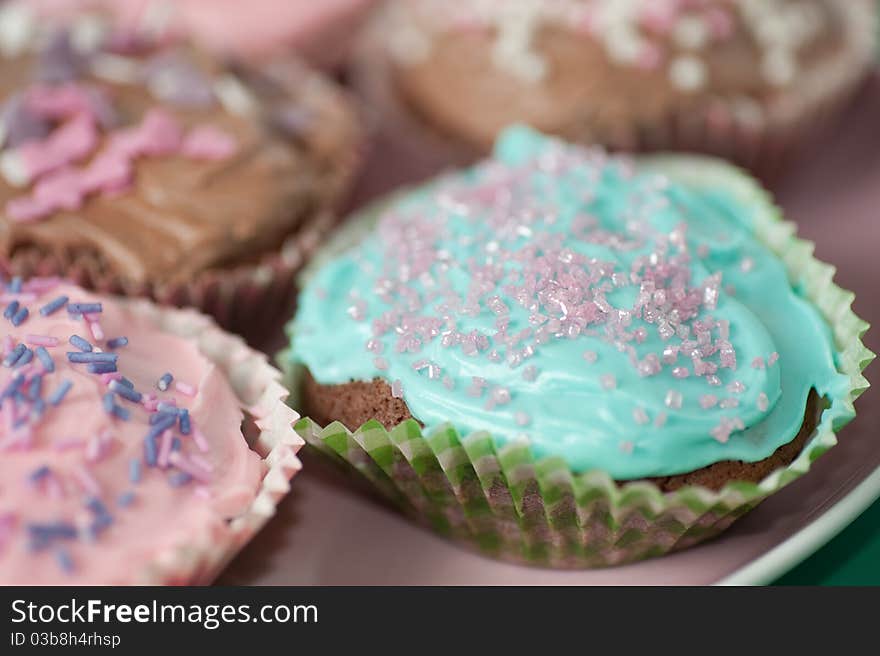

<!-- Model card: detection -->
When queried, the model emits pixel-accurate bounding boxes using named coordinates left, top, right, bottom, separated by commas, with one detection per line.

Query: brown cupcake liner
left=349, top=0, right=876, bottom=185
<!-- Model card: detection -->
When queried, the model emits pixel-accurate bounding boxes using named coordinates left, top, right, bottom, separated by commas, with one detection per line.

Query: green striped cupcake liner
left=280, top=155, right=873, bottom=568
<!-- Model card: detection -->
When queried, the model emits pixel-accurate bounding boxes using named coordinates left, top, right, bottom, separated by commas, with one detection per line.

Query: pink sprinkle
left=0, top=293, right=37, bottom=303
left=632, top=407, right=649, bottom=425
left=24, top=334, right=59, bottom=347
left=514, top=411, right=531, bottom=426
left=700, top=394, right=718, bottom=409
left=672, top=367, right=690, bottom=379
left=442, top=376, right=454, bottom=390
left=54, top=437, right=85, bottom=451
left=194, top=485, right=213, bottom=500
left=751, top=357, right=765, bottom=369
left=619, top=440, right=634, bottom=454
left=16, top=113, right=98, bottom=182
left=157, top=429, right=174, bottom=468
left=390, top=380, right=404, bottom=399
left=192, top=427, right=210, bottom=453
left=87, top=319, right=104, bottom=342
left=100, top=372, right=122, bottom=385
left=180, top=126, right=237, bottom=161
left=757, top=392, right=769, bottom=412
left=582, top=350, right=598, bottom=363
left=665, top=390, right=683, bottom=409
left=706, top=375, right=722, bottom=386
left=365, top=338, right=384, bottom=354
left=168, top=451, right=212, bottom=482
left=175, top=381, right=196, bottom=397
left=600, top=373, right=617, bottom=390
left=72, top=465, right=101, bottom=495
left=188, top=453, right=214, bottom=473
left=373, top=357, right=389, bottom=371
left=719, top=398, right=739, bottom=409
left=727, top=381, right=746, bottom=394
left=522, top=365, right=539, bottom=381
left=654, top=412, right=668, bottom=428
left=768, top=352, right=779, bottom=365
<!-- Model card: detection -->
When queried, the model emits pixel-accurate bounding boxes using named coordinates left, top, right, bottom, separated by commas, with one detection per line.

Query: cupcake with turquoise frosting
left=281, top=126, right=871, bottom=568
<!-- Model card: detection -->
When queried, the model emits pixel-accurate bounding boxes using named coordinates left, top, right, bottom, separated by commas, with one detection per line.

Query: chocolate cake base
left=301, top=369, right=821, bottom=493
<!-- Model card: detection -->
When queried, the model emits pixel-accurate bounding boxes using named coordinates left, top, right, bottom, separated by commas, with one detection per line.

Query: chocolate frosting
left=0, top=13, right=360, bottom=285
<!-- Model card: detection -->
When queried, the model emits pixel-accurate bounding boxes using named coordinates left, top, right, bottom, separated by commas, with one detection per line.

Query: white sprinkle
left=757, top=392, right=769, bottom=412
left=669, top=55, right=707, bottom=91
left=390, top=380, right=404, bottom=399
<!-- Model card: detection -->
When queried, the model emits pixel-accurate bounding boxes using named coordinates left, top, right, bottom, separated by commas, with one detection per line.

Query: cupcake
left=355, top=0, right=877, bottom=180
left=282, top=126, right=872, bottom=568
left=0, top=3, right=362, bottom=341
left=0, top=275, right=302, bottom=584
left=26, top=0, right=378, bottom=69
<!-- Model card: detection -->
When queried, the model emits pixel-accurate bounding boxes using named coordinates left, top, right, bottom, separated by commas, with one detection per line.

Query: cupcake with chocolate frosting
left=0, top=3, right=362, bottom=341
left=0, top=274, right=302, bottom=584
left=282, top=127, right=871, bottom=567
left=355, top=0, right=876, bottom=180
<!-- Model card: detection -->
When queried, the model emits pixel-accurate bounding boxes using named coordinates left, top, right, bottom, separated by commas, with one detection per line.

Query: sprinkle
left=106, top=336, right=128, bottom=349
left=727, top=381, right=746, bottom=394
left=390, top=379, right=404, bottom=398
left=671, top=367, right=690, bottom=379
left=619, top=441, right=634, bottom=454
left=719, top=398, right=740, bottom=409
left=192, top=427, right=209, bottom=453
left=143, top=435, right=158, bottom=467
left=67, top=351, right=117, bottom=363
left=109, top=379, right=142, bottom=403
left=699, top=394, right=718, bottom=409
left=582, top=350, right=598, bottom=363
left=47, top=379, right=72, bottom=405
left=87, top=362, right=117, bottom=374
left=632, top=407, right=649, bottom=425
left=174, top=381, right=196, bottom=397
left=179, top=410, right=191, bottom=435
left=757, top=392, right=769, bottom=412
left=514, top=411, right=531, bottom=426
left=664, top=390, right=683, bottom=409
left=28, top=465, right=51, bottom=483
left=751, top=357, right=765, bottom=369
left=55, top=549, right=75, bottom=574
left=25, top=334, right=58, bottom=347
left=168, top=471, right=193, bottom=487
left=157, top=372, right=173, bottom=391
left=129, top=458, right=141, bottom=484
left=69, top=334, right=93, bottom=351
left=522, top=365, right=539, bottom=381
left=600, top=373, right=617, bottom=390
left=71, top=465, right=100, bottom=495
left=168, top=451, right=211, bottom=482
left=3, top=300, right=18, bottom=319
left=14, top=347, right=33, bottom=367
left=2, top=343, right=25, bottom=367
left=67, top=302, right=102, bottom=315
left=116, top=491, right=135, bottom=508
left=654, top=412, right=668, bottom=428
left=767, top=352, right=779, bottom=365
left=11, top=305, right=28, bottom=326
left=157, top=429, right=173, bottom=468
left=101, top=392, right=115, bottom=414
left=39, top=295, right=68, bottom=315
left=146, top=412, right=176, bottom=438
left=87, top=320, right=104, bottom=342
left=35, top=346, right=54, bottom=372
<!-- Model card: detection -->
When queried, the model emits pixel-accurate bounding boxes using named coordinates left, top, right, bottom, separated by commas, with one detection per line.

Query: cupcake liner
left=350, top=0, right=876, bottom=185
left=281, top=156, right=873, bottom=568
left=116, top=299, right=303, bottom=584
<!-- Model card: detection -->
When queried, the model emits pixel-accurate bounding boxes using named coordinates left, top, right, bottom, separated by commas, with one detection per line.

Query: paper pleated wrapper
left=107, top=300, right=304, bottom=585
left=349, top=0, right=877, bottom=184
left=281, top=155, right=873, bottom=568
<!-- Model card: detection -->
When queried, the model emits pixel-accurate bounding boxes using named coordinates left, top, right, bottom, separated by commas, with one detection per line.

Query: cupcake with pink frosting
left=0, top=275, right=302, bottom=584
left=26, top=0, right=377, bottom=69
left=354, top=0, right=876, bottom=180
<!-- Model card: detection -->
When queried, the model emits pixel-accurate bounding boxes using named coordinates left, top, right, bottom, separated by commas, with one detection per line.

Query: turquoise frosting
left=287, top=127, right=848, bottom=479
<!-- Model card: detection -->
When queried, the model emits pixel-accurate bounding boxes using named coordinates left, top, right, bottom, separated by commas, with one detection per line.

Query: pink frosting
left=28, top=0, right=376, bottom=66
left=0, top=281, right=262, bottom=584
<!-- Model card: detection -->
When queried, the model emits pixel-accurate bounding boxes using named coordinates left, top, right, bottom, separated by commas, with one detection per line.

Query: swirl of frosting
left=289, top=127, right=847, bottom=479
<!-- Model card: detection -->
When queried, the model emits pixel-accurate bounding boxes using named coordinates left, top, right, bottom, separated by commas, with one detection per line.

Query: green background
left=773, top=498, right=880, bottom=585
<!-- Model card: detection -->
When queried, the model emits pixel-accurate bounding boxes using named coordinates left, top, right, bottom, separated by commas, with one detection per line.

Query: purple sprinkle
left=129, top=459, right=141, bottom=484
left=3, top=300, right=19, bottom=320
left=69, top=335, right=93, bottom=352
left=14, top=347, right=33, bottom=368
left=67, top=351, right=117, bottom=364
left=55, top=549, right=75, bottom=574
left=9, top=277, right=22, bottom=293
left=117, top=491, right=136, bottom=508
left=102, top=393, right=115, bottom=414
left=117, top=377, right=134, bottom=389
left=35, top=346, right=54, bottom=372
left=179, top=410, right=191, bottom=435
left=144, top=436, right=158, bottom=467
left=39, top=295, right=68, bottom=316
left=109, top=380, right=142, bottom=403
left=147, top=413, right=176, bottom=438
left=2, top=344, right=24, bottom=368
left=1, top=95, right=51, bottom=148
left=157, top=372, right=173, bottom=391
left=87, top=362, right=117, bottom=374
left=28, top=374, right=42, bottom=401
left=28, top=465, right=51, bottom=483
left=111, top=404, right=131, bottom=421
left=169, top=471, right=193, bottom=487
left=48, top=379, right=72, bottom=406
left=106, top=336, right=128, bottom=349
left=11, top=306, right=29, bottom=326
left=67, top=302, right=102, bottom=315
